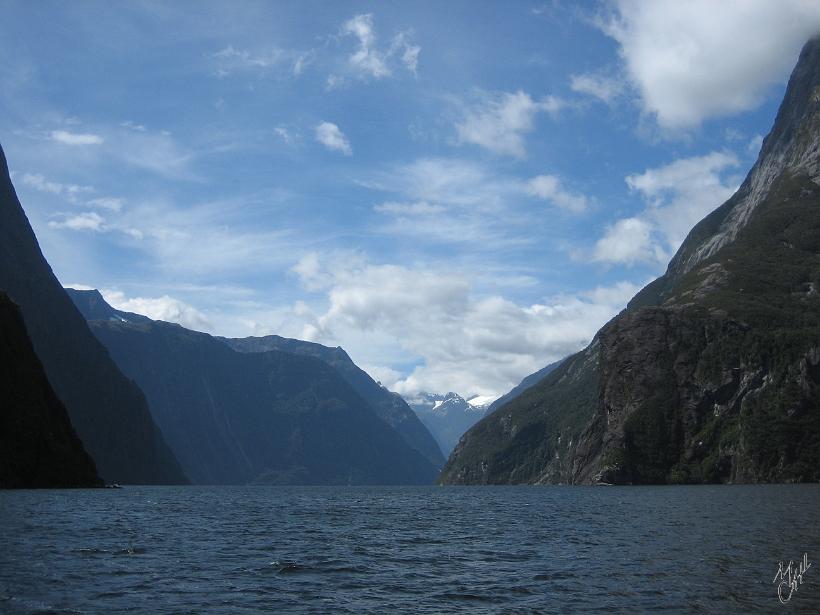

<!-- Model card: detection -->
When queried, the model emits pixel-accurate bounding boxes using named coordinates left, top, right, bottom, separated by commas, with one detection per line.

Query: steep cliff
left=441, top=37, right=820, bottom=485
left=0, top=292, right=101, bottom=488
left=0, top=143, right=187, bottom=485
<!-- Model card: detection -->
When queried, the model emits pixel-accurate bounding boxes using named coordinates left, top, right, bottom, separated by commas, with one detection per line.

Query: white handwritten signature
left=773, top=553, right=812, bottom=604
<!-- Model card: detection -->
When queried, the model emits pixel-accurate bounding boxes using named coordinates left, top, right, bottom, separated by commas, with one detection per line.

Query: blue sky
left=3, top=1, right=820, bottom=399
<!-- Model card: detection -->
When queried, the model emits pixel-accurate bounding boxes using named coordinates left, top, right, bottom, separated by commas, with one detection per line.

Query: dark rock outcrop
left=0, top=292, right=102, bottom=488
left=0, top=144, right=187, bottom=485
left=441, top=37, right=820, bottom=485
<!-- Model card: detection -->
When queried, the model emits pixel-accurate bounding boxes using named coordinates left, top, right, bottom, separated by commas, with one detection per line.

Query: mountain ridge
left=440, top=36, right=820, bottom=486
left=68, top=289, right=440, bottom=485
left=222, top=334, right=445, bottom=468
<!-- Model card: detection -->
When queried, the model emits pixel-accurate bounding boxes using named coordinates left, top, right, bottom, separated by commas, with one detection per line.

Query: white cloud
left=373, top=201, right=446, bottom=215
left=274, top=126, right=295, bottom=145
left=363, top=157, right=533, bottom=246
left=569, top=72, right=623, bottom=103
left=626, top=151, right=740, bottom=248
left=114, top=128, right=193, bottom=179
left=390, top=31, right=421, bottom=75
left=592, top=151, right=740, bottom=265
left=603, top=0, right=820, bottom=128
left=315, top=121, right=352, bottom=155
left=292, top=51, right=314, bottom=76
left=340, top=14, right=421, bottom=80
left=101, top=289, right=213, bottom=332
left=401, top=42, right=421, bottom=75
left=287, top=254, right=641, bottom=398
left=455, top=90, right=563, bottom=158
left=86, top=197, right=124, bottom=211
left=120, top=120, right=147, bottom=132
left=48, top=211, right=106, bottom=232
left=20, top=172, right=94, bottom=202
left=325, top=74, right=345, bottom=90
left=211, top=45, right=284, bottom=76
left=592, top=217, right=658, bottom=265
left=50, top=130, right=104, bottom=146
left=343, top=14, right=390, bottom=78
left=113, top=196, right=299, bottom=277
left=526, top=174, right=588, bottom=213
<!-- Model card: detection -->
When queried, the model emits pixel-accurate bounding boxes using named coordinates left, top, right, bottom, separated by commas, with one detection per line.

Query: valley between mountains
left=3, top=38, right=820, bottom=488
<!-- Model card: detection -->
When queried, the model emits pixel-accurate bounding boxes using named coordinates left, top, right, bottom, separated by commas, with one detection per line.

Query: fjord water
left=1, top=486, right=819, bottom=614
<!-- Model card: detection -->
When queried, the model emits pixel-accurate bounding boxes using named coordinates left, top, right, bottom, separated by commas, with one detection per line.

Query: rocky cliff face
left=0, top=144, right=187, bottom=485
left=440, top=37, right=820, bottom=486
left=0, top=292, right=101, bottom=488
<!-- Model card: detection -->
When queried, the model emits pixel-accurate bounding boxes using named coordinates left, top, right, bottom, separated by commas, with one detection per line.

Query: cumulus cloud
left=526, top=174, right=588, bottom=213
left=592, top=151, right=740, bottom=265
left=592, top=217, right=658, bottom=265
left=101, top=289, right=213, bottom=332
left=315, top=121, right=352, bottom=155
left=287, top=253, right=641, bottom=398
left=50, top=130, right=104, bottom=146
left=456, top=90, right=563, bottom=158
left=603, top=0, right=820, bottom=129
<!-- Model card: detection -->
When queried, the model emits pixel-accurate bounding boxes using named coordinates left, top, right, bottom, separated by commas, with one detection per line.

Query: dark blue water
left=1, top=485, right=819, bottom=614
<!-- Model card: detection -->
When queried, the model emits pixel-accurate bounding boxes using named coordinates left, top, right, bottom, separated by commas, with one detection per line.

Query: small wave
left=76, top=547, right=108, bottom=556
left=266, top=560, right=309, bottom=574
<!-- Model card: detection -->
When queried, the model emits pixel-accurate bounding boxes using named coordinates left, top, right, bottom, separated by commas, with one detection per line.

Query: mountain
left=0, top=292, right=101, bottom=488
left=0, top=144, right=187, bottom=485
left=484, top=359, right=564, bottom=416
left=223, top=335, right=445, bottom=468
left=68, top=289, right=440, bottom=485
left=441, top=37, right=820, bottom=486
left=407, top=392, right=487, bottom=456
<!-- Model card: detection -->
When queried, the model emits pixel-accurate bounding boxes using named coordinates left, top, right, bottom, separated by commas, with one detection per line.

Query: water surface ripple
left=1, top=485, right=819, bottom=613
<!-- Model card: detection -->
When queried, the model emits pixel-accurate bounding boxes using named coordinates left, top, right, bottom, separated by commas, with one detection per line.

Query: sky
left=2, top=0, right=820, bottom=400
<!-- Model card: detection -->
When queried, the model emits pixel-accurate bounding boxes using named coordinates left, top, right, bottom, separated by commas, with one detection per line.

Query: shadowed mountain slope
left=223, top=335, right=445, bottom=468
left=0, top=144, right=186, bottom=485
left=68, top=290, right=440, bottom=485
left=0, top=292, right=101, bottom=488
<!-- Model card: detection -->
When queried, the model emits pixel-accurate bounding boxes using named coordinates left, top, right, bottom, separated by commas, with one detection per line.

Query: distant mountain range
left=406, top=392, right=489, bottom=456
left=441, top=37, right=820, bottom=485
left=68, top=289, right=441, bottom=485
left=0, top=143, right=187, bottom=486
